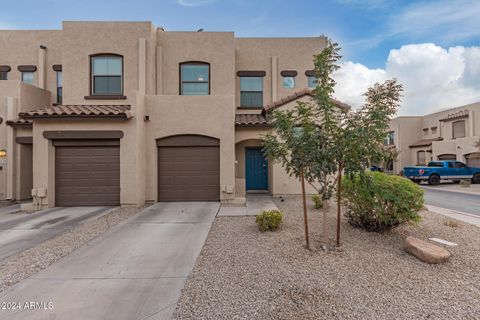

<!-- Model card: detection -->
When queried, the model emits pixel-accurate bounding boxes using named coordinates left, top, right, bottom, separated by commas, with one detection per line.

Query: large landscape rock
left=404, top=236, right=451, bottom=264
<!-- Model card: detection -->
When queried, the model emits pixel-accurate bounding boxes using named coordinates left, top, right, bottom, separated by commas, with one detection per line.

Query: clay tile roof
left=18, top=105, right=132, bottom=120
left=6, top=118, right=32, bottom=127
left=235, top=114, right=269, bottom=127
left=409, top=137, right=443, bottom=148
left=262, top=89, right=351, bottom=114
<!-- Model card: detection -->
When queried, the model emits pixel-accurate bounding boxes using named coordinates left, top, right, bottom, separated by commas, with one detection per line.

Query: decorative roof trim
left=52, top=64, right=62, bottom=72
left=0, top=65, right=11, bottom=72
left=280, top=70, right=297, bottom=77
left=6, top=118, right=32, bottom=127
left=17, top=65, right=37, bottom=72
left=237, top=71, right=266, bottom=77
left=262, top=89, right=350, bottom=114
left=305, top=70, right=315, bottom=77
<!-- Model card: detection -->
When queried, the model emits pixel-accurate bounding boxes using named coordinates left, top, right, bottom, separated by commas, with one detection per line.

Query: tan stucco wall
left=145, top=94, right=235, bottom=202
left=0, top=82, right=50, bottom=200
left=158, top=31, right=235, bottom=96
left=0, top=30, right=61, bottom=100
left=392, top=102, right=480, bottom=173
left=31, top=97, right=144, bottom=208
left=61, top=21, right=156, bottom=105
left=235, top=37, right=326, bottom=107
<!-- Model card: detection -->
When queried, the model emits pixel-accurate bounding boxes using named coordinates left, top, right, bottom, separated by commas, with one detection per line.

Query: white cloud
left=176, top=0, right=217, bottom=7
left=333, top=43, right=480, bottom=116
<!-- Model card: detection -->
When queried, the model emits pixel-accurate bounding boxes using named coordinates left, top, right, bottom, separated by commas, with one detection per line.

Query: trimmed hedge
left=342, top=172, right=424, bottom=232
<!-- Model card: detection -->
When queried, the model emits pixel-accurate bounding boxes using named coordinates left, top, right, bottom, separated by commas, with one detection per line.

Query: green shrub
left=342, top=172, right=423, bottom=232
left=256, top=210, right=284, bottom=232
left=311, top=194, right=323, bottom=209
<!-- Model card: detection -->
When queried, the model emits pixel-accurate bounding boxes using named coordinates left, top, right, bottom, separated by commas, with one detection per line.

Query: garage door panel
left=56, top=146, right=120, bottom=207
left=158, top=145, right=220, bottom=201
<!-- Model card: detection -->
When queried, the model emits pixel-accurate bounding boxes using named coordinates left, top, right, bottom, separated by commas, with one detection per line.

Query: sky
left=1, top=0, right=480, bottom=115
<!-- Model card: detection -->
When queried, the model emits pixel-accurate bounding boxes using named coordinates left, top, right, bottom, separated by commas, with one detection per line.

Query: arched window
left=179, top=61, right=210, bottom=95
left=90, top=54, right=123, bottom=96
left=452, top=120, right=466, bottom=139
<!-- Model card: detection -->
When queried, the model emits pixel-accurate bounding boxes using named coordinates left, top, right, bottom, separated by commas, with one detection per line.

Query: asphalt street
left=422, top=187, right=480, bottom=217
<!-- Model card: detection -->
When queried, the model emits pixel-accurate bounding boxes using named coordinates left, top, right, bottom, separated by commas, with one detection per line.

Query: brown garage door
left=158, top=135, right=220, bottom=201
left=55, top=146, right=120, bottom=206
left=466, top=153, right=480, bottom=168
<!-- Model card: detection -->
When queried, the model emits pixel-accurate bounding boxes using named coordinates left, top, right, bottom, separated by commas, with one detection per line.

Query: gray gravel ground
left=174, top=196, right=480, bottom=320
left=0, top=206, right=146, bottom=293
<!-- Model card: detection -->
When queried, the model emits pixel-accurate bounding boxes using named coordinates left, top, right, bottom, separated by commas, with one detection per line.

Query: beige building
left=0, top=21, right=345, bottom=208
left=386, top=103, right=480, bottom=174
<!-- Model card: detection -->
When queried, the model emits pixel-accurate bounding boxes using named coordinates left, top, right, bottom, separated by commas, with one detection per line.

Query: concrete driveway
left=0, top=202, right=219, bottom=320
left=0, top=206, right=115, bottom=261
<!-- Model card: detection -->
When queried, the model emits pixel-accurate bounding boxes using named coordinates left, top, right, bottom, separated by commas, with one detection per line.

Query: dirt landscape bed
left=174, top=196, right=480, bottom=320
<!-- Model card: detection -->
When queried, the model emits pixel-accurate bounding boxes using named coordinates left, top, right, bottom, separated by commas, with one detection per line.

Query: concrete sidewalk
left=426, top=205, right=480, bottom=227
left=0, top=206, right=115, bottom=261
left=0, top=202, right=219, bottom=320
left=218, top=194, right=278, bottom=216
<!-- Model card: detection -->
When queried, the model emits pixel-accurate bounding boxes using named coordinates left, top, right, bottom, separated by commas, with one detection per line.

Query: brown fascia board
left=0, top=65, right=11, bottom=72
left=17, top=65, right=37, bottom=72
left=43, top=130, right=124, bottom=140
left=16, top=136, right=33, bottom=144
left=236, top=71, right=266, bottom=77
left=20, top=114, right=130, bottom=120
left=280, top=70, right=297, bottom=77
left=52, top=64, right=62, bottom=71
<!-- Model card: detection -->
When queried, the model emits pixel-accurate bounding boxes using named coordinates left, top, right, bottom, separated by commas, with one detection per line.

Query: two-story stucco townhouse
left=384, top=102, right=480, bottom=174
left=0, top=21, right=348, bottom=209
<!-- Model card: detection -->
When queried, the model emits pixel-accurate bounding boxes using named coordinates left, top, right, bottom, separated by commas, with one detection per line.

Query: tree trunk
left=323, top=203, right=328, bottom=252
left=301, top=167, right=310, bottom=250
left=336, top=164, right=343, bottom=247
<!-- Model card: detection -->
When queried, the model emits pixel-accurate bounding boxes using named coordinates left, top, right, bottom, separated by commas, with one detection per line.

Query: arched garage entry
left=157, top=135, right=220, bottom=201
left=466, top=152, right=480, bottom=168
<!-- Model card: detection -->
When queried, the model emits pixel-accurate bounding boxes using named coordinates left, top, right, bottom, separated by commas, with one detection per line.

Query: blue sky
left=1, top=0, right=480, bottom=114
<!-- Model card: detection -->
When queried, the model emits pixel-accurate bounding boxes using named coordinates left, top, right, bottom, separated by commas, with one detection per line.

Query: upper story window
left=180, top=62, right=210, bottom=95
left=422, top=128, right=429, bottom=136
left=18, top=65, right=36, bottom=85
left=0, top=66, right=10, bottom=80
left=452, top=120, right=466, bottom=139
left=91, top=54, right=123, bottom=96
left=431, top=126, right=437, bottom=135
left=21, top=72, right=34, bottom=84
left=53, top=65, right=62, bottom=104
left=281, top=71, right=297, bottom=89
left=305, top=70, right=316, bottom=88
left=240, top=77, right=263, bottom=107
left=56, top=71, right=63, bottom=104
left=384, top=131, right=395, bottom=145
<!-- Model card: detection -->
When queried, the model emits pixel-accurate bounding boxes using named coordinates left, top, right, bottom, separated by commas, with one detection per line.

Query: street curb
left=425, top=205, right=480, bottom=227
left=421, top=186, right=480, bottom=197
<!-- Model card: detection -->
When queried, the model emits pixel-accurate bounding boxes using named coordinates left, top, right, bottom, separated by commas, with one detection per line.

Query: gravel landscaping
left=0, top=201, right=16, bottom=208
left=0, top=205, right=147, bottom=293
left=174, top=196, right=480, bottom=320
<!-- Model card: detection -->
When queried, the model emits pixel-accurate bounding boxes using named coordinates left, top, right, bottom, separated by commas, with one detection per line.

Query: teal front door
left=245, top=147, right=268, bottom=190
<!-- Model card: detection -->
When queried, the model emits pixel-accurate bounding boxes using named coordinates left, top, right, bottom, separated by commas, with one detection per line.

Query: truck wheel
left=428, top=174, right=440, bottom=185
left=472, top=173, right=480, bottom=184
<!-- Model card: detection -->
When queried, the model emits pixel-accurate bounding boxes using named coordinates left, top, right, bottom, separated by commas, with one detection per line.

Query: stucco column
left=38, top=48, right=47, bottom=89
left=271, top=56, right=278, bottom=102
left=6, top=97, right=17, bottom=199
left=156, top=46, right=163, bottom=95
left=139, top=38, right=146, bottom=95
left=469, top=110, right=474, bottom=137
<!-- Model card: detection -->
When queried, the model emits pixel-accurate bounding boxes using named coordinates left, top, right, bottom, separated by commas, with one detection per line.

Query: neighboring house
left=385, top=103, right=480, bottom=174
left=0, top=21, right=347, bottom=208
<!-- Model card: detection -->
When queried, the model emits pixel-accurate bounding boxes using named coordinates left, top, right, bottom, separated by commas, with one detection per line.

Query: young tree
left=262, top=40, right=341, bottom=250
